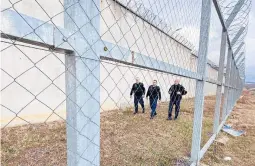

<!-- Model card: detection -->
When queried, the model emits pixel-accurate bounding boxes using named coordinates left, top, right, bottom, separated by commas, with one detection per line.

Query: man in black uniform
left=130, top=77, right=146, bottom=114
left=167, top=79, right=187, bottom=120
left=146, top=80, right=161, bottom=119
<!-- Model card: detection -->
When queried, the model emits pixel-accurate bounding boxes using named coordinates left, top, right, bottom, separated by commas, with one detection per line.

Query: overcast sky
left=245, top=0, right=255, bottom=82
left=207, top=0, right=254, bottom=83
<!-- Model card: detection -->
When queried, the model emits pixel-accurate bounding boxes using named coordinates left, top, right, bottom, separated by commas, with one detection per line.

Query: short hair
left=153, top=80, right=157, bottom=83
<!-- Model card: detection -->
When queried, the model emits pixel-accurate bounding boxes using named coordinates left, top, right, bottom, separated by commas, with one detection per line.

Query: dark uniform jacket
left=130, top=83, right=145, bottom=96
left=146, top=85, right=161, bottom=100
left=168, top=84, right=187, bottom=101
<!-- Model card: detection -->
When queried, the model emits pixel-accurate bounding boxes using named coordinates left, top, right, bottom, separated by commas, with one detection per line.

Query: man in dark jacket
left=146, top=80, right=161, bottom=119
left=167, top=79, right=187, bottom=120
left=130, top=77, right=146, bottom=114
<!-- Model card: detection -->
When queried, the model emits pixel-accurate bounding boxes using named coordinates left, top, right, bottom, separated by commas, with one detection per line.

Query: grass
left=201, top=92, right=255, bottom=166
left=1, top=94, right=255, bottom=166
left=101, top=108, right=194, bottom=165
left=1, top=122, right=66, bottom=166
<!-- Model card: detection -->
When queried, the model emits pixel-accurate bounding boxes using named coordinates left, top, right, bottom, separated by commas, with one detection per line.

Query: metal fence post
left=190, top=0, right=212, bottom=163
left=222, top=47, right=232, bottom=120
left=233, top=66, right=236, bottom=104
left=235, top=66, right=239, bottom=103
left=65, top=0, right=101, bottom=165
left=213, top=30, right=227, bottom=133
left=230, top=58, right=235, bottom=110
left=221, top=24, right=244, bottom=119
left=228, top=59, right=233, bottom=111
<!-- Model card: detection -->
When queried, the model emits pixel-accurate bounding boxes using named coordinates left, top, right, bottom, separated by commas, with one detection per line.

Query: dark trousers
left=134, top=95, right=144, bottom=113
left=149, top=97, right=158, bottom=117
left=168, top=99, right=181, bottom=118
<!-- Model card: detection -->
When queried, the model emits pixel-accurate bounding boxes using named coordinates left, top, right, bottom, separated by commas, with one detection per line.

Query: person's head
left=136, top=77, right=140, bottom=83
left=174, top=79, right=180, bottom=85
left=153, top=80, right=157, bottom=86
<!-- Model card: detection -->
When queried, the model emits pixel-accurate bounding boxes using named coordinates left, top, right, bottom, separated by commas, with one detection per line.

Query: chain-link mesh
left=1, top=0, right=251, bottom=165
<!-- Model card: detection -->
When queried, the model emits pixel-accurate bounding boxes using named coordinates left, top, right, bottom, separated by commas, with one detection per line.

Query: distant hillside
left=245, top=83, right=255, bottom=89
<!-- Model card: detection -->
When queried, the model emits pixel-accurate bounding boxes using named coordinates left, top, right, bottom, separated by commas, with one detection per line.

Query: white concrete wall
left=99, top=0, right=196, bottom=111
left=100, top=60, right=197, bottom=111
left=1, top=0, right=218, bottom=126
left=1, top=40, right=66, bottom=127
left=1, top=0, right=64, bottom=27
left=207, top=65, right=218, bottom=81
left=204, top=65, right=218, bottom=96
left=100, top=0, right=192, bottom=70
left=1, top=0, right=67, bottom=127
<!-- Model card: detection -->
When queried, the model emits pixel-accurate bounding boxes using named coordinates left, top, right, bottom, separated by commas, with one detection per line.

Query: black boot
left=167, top=117, right=172, bottom=120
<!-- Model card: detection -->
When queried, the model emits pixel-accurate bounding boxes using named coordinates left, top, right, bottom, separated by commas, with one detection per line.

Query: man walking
left=167, top=79, right=187, bottom=120
left=130, top=77, right=146, bottom=114
left=146, top=80, right=161, bottom=119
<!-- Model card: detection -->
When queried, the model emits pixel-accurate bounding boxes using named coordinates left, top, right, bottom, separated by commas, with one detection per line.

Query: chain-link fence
left=1, top=0, right=251, bottom=165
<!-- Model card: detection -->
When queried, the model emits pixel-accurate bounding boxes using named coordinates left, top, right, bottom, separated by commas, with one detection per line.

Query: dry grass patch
left=202, top=93, right=255, bottom=166
left=2, top=94, right=254, bottom=166
left=1, top=121, right=66, bottom=166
